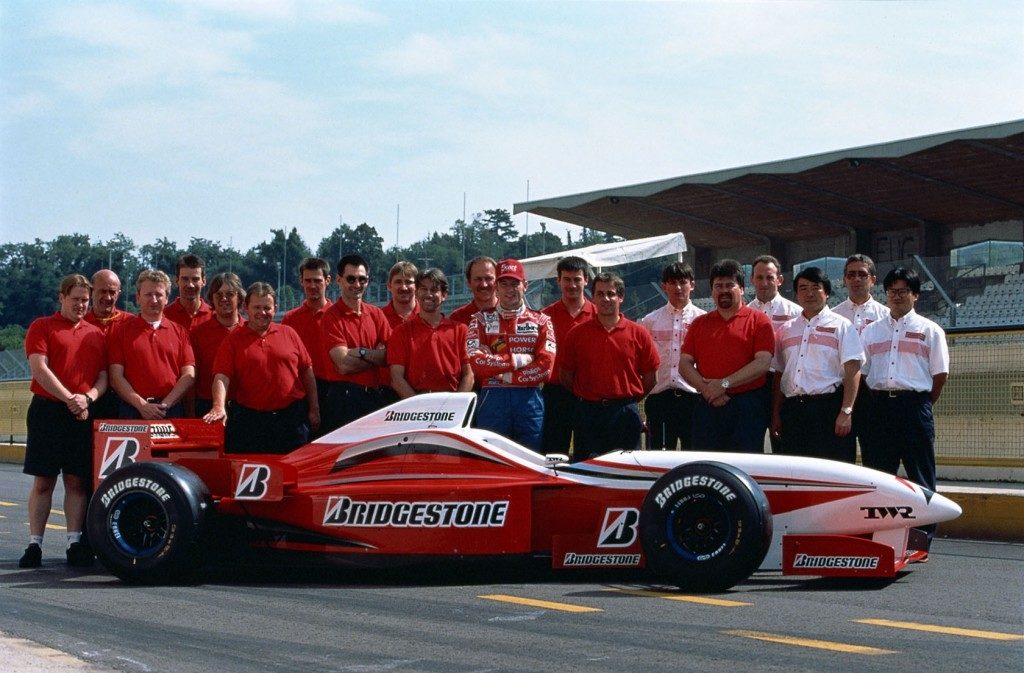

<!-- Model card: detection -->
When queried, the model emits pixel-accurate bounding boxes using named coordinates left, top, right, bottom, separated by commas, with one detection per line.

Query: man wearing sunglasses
left=322, top=254, right=392, bottom=431
left=858, top=267, right=948, bottom=542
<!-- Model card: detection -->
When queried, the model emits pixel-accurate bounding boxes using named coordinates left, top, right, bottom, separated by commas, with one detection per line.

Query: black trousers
left=572, top=398, right=643, bottom=462
left=778, top=389, right=855, bottom=463
left=859, top=389, right=937, bottom=540
left=541, top=384, right=576, bottom=454
left=225, top=399, right=310, bottom=454
left=323, top=382, right=385, bottom=433
left=644, top=388, right=700, bottom=450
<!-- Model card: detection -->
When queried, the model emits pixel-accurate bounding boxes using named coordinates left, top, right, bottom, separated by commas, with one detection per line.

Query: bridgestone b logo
left=383, top=411, right=456, bottom=423
left=99, top=437, right=140, bottom=477
left=655, top=475, right=737, bottom=508
left=793, top=554, right=880, bottom=569
left=235, top=464, right=271, bottom=500
left=322, top=497, right=508, bottom=528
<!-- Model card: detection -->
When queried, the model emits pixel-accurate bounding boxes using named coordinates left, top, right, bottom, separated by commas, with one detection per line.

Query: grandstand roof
left=513, top=119, right=1024, bottom=249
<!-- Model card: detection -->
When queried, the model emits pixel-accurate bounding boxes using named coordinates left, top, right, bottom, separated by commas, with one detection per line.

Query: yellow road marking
left=479, top=594, right=602, bottom=613
left=724, top=629, right=895, bottom=655
left=856, top=618, right=1024, bottom=641
left=0, top=500, right=17, bottom=506
left=52, top=509, right=65, bottom=517
left=610, top=587, right=751, bottom=607
left=45, top=524, right=66, bottom=531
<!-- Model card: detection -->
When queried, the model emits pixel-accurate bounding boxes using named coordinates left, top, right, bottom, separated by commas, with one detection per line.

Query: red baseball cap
left=496, top=259, right=526, bottom=282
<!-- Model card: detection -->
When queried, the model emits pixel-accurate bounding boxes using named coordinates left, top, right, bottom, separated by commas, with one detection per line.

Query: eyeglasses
left=886, top=288, right=913, bottom=298
left=845, top=271, right=871, bottom=279
left=214, top=291, right=237, bottom=300
left=345, top=275, right=369, bottom=285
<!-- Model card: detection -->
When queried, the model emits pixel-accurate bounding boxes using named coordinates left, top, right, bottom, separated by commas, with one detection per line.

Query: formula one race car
left=87, top=393, right=961, bottom=590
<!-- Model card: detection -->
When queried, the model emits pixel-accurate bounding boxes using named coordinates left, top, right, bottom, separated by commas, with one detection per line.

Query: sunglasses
left=345, top=275, right=369, bottom=285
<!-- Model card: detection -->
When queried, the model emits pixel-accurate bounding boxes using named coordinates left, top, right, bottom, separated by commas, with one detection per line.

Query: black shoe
left=19, top=543, right=42, bottom=568
left=66, top=542, right=94, bottom=568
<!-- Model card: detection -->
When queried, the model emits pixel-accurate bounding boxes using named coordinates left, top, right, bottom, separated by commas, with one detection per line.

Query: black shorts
left=23, top=396, right=93, bottom=479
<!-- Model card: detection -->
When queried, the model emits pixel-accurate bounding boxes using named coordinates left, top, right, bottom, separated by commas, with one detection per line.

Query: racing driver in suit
left=466, top=258, right=555, bottom=451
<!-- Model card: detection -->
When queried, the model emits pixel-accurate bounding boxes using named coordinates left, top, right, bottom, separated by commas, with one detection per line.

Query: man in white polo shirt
left=771, top=267, right=864, bottom=462
left=859, top=267, right=948, bottom=501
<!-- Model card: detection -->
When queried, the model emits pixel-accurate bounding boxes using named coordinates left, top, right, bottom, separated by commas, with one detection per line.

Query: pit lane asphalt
left=1, top=464, right=1021, bottom=673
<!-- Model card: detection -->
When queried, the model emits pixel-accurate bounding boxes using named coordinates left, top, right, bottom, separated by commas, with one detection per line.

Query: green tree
left=0, top=324, right=26, bottom=351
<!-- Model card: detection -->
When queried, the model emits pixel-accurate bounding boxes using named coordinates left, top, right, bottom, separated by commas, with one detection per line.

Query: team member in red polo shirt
left=388, top=268, right=473, bottom=397
left=20, top=274, right=107, bottom=569
left=282, top=257, right=334, bottom=434
left=560, top=272, right=659, bottom=461
left=323, top=254, right=392, bottom=430
left=164, top=253, right=213, bottom=331
left=190, top=272, right=244, bottom=417
left=108, top=269, right=195, bottom=419
left=679, top=259, right=775, bottom=453
left=84, top=269, right=128, bottom=419
left=449, top=256, right=498, bottom=325
left=380, top=261, right=420, bottom=404
left=205, top=283, right=318, bottom=453
left=540, top=256, right=595, bottom=454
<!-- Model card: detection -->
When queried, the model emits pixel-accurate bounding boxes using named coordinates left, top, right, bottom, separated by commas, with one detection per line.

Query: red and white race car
left=87, top=393, right=961, bottom=590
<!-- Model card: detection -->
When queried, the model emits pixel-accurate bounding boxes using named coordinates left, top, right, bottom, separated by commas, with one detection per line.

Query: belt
left=789, top=387, right=841, bottom=402
left=329, top=381, right=380, bottom=394
left=580, top=397, right=639, bottom=407
left=651, top=388, right=699, bottom=398
left=869, top=388, right=926, bottom=398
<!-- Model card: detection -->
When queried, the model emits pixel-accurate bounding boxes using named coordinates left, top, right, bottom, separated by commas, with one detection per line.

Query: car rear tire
left=640, top=461, right=772, bottom=592
left=87, top=462, right=211, bottom=584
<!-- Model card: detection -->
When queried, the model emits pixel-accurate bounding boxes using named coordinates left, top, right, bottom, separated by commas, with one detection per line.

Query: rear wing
left=93, top=419, right=297, bottom=502
left=315, top=392, right=478, bottom=444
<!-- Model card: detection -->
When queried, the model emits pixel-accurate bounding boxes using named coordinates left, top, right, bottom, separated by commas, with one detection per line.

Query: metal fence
left=937, top=329, right=1024, bottom=465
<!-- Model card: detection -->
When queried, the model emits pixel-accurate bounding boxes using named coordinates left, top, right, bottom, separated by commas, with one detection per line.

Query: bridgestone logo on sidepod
left=323, top=497, right=508, bottom=528
left=383, top=411, right=456, bottom=423
left=655, top=476, right=737, bottom=508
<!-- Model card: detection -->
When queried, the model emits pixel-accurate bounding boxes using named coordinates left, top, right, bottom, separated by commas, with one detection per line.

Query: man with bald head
left=84, top=269, right=128, bottom=336
left=84, top=269, right=128, bottom=419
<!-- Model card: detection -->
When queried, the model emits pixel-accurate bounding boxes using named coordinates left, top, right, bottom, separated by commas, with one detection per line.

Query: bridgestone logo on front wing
left=792, top=554, right=880, bottom=569
left=322, top=497, right=509, bottom=528
left=563, top=553, right=641, bottom=567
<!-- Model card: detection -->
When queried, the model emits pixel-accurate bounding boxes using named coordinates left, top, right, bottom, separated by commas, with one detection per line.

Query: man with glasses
left=834, top=254, right=890, bottom=456
left=834, top=254, right=890, bottom=334
left=678, top=260, right=775, bottom=453
left=770, top=267, right=864, bottom=462
left=323, top=254, right=391, bottom=431
left=84, top=269, right=128, bottom=419
left=859, top=268, right=948, bottom=540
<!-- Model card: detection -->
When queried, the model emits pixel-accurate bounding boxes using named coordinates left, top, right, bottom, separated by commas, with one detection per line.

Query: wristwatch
left=841, top=406, right=854, bottom=415
left=721, top=378, right=731, bottom=390
left=358, top=347, right=368, bottom=360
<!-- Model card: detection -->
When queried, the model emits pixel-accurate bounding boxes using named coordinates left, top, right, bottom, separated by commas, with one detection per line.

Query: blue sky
left=2, top=0, right=1022, bottom=253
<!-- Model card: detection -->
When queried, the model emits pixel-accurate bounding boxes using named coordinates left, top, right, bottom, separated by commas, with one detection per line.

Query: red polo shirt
left=282, top=300, right=334, bottom=381
left=84, top=308, right=129, bottom=337
left=382, top=301, right=419, bottom=329
left=213, top=323, right=311, bottom=411
left=191, top=318, right=243, bottom=401
left=681, top=304, right=775, bottom=394
left=542, top=298, right=596, bottom=382
left=387, top=316, right=469, bottom=392
left=561, top=316, right=659, bottom=401
left=322, top=300, right=391, bottom=386
left=108, top=315, right=195, bottom=399
left=165, top=299, right=214, bottom=331
left=25, top=313, right=107, bottom=401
